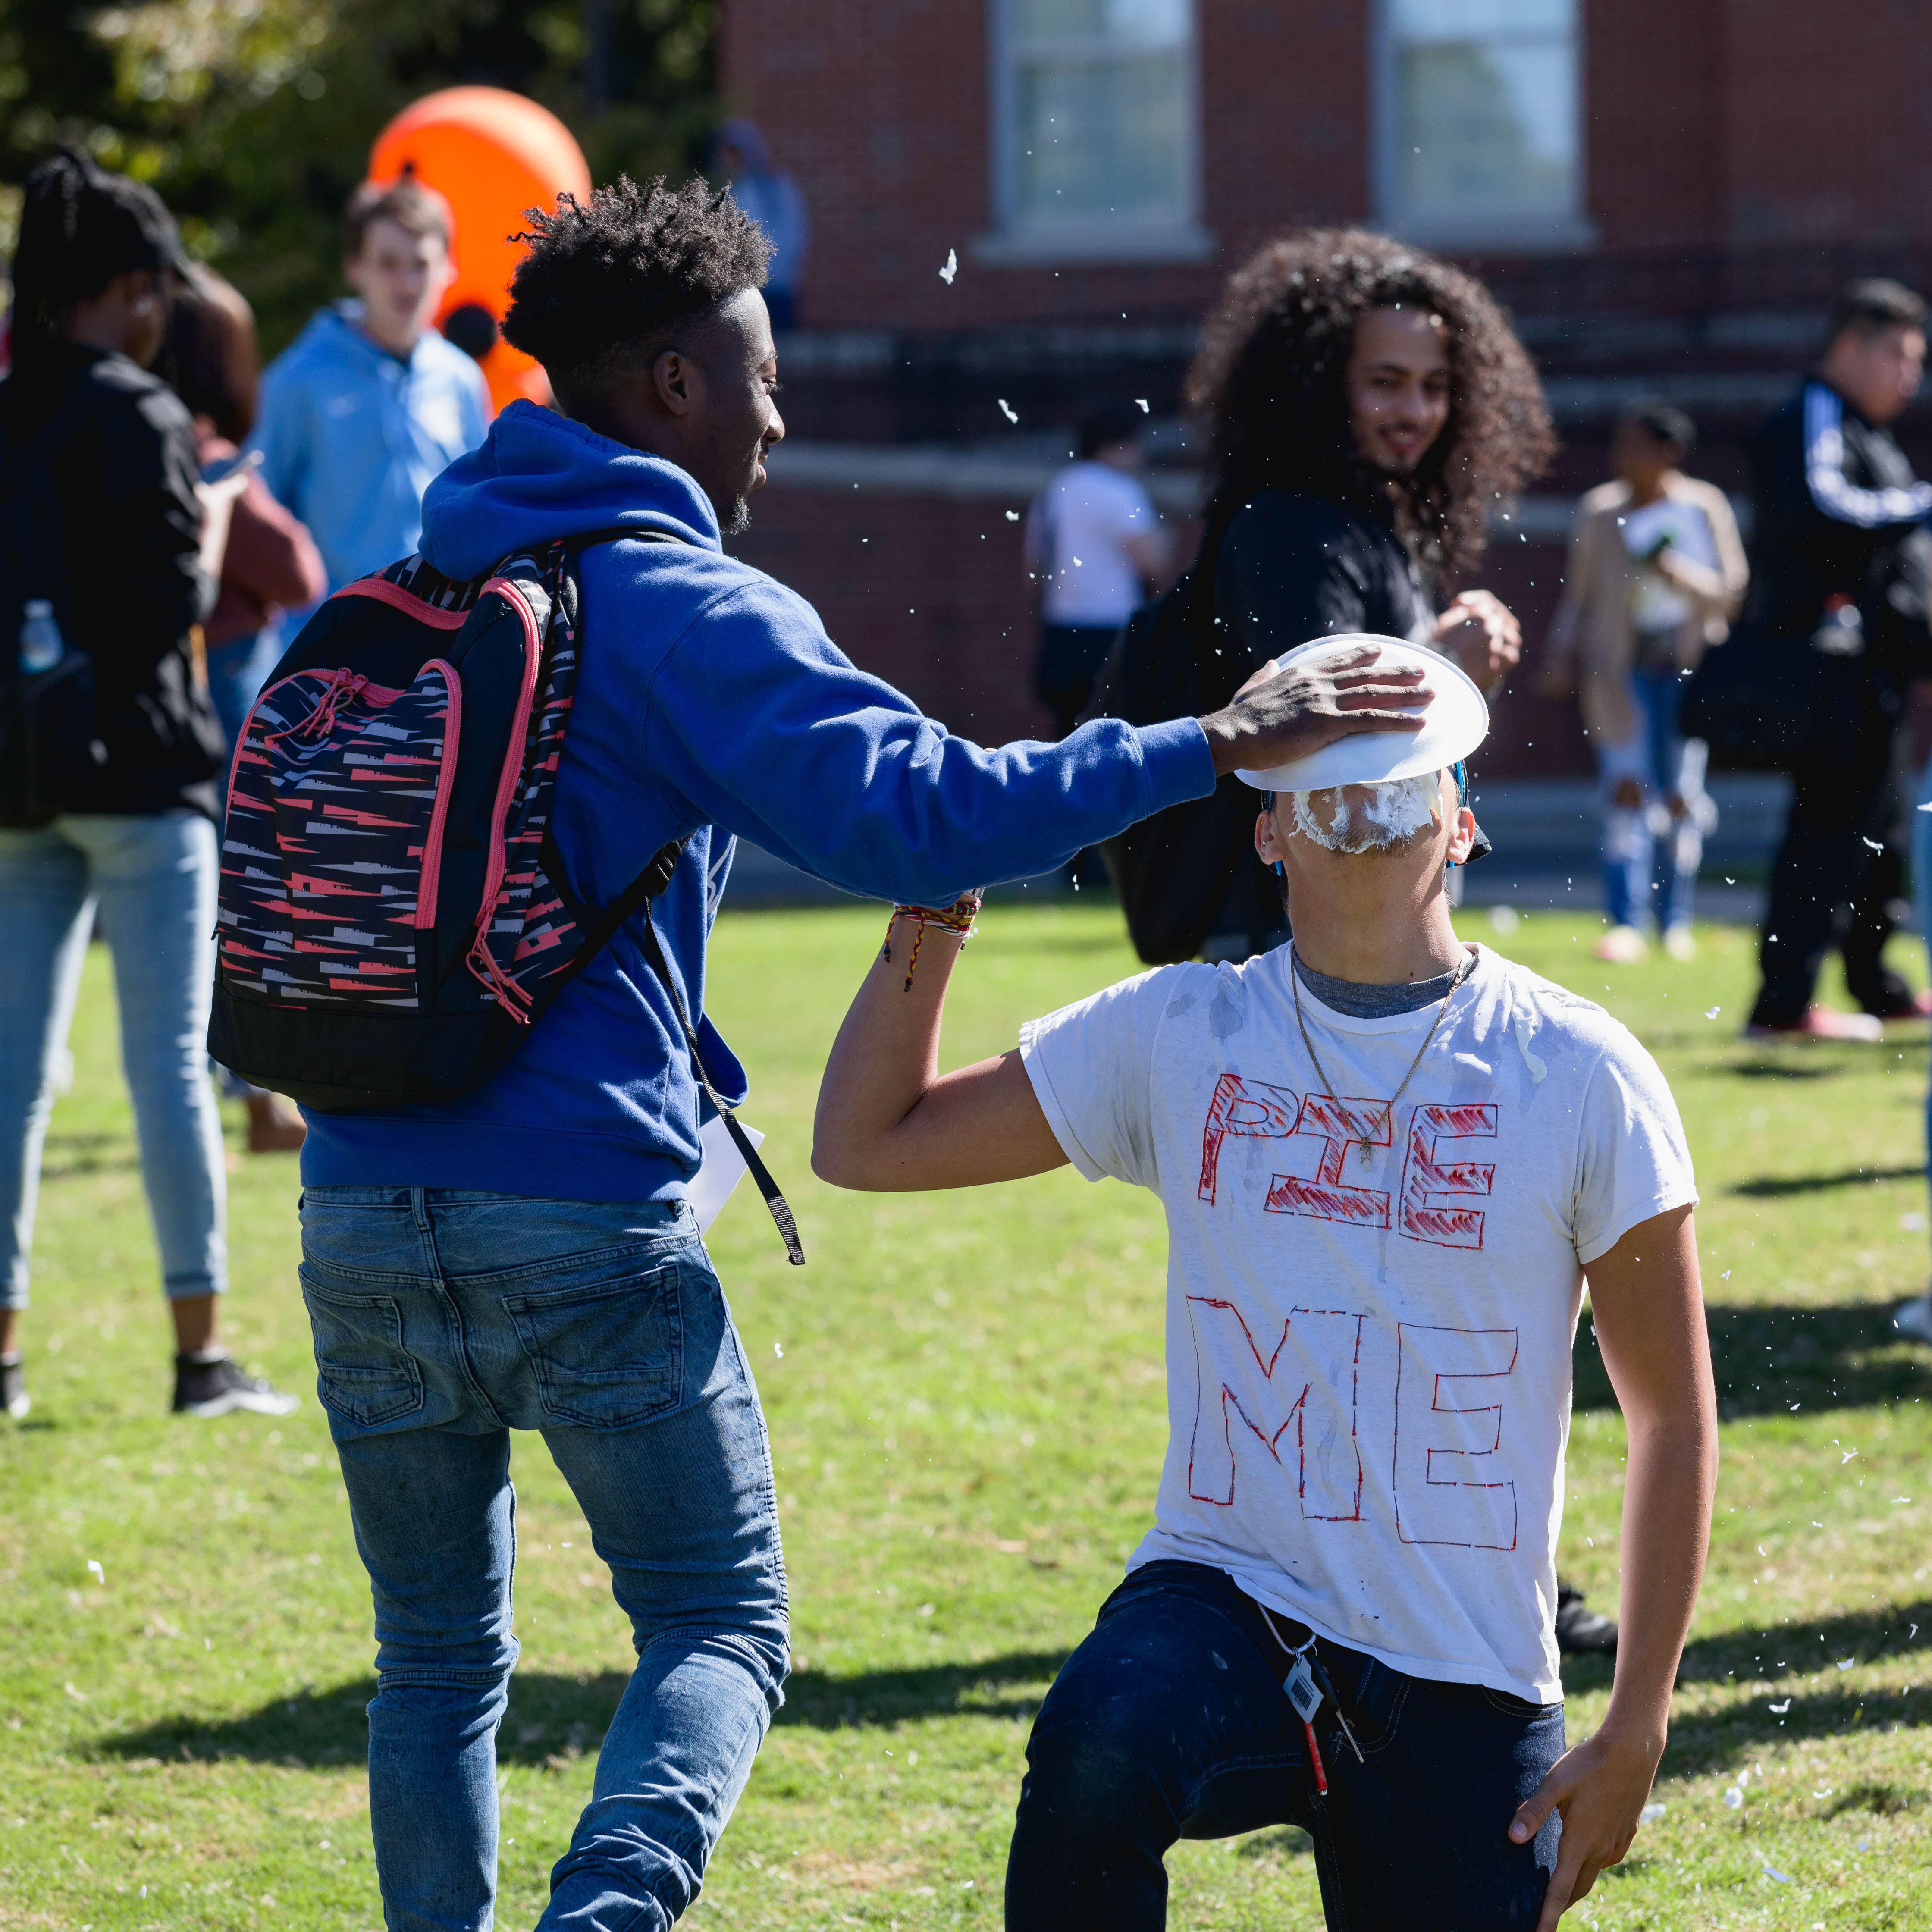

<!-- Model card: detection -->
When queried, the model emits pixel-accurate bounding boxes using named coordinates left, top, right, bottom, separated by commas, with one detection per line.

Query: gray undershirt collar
left=1292, top=951, right=1464, bottom=1018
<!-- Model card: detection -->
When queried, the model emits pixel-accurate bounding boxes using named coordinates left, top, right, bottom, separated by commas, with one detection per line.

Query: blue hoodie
left=252, top=304, right=490, bottom=591
left=299, top=401, right=1216, bottom=1203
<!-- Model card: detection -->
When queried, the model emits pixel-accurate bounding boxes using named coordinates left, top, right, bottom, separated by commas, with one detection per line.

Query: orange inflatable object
left=369, top=87, right=592, bottom=414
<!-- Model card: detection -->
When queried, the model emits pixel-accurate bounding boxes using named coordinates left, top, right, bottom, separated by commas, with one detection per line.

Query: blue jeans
left=1006, top=1561, right=1565, bottom=1931
left=205, top=627, right=285, bottom=759
left=1595, top=665, right=1712, bottom=935
left=298, top=1189, right=789, bottom=1932
left=0, top=812, right=226, bottom=1310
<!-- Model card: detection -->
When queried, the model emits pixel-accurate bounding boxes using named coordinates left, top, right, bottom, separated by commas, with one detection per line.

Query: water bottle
left=18, top=599, right=63, bottom=674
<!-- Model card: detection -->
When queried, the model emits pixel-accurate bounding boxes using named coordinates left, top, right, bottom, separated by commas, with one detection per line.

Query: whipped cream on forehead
left=1286, top=772, right=1443, bottom=854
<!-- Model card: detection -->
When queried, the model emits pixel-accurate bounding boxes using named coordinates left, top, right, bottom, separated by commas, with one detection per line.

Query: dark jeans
left=1752, top=726, right=1914, bottom=1026
left=1036, top=622, right=1121, bottom=738
left=1007, top=1562, right=1564, bottom=1932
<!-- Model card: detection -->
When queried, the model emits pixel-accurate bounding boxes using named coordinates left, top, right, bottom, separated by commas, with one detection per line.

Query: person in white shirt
left=812, top=637, right=1716, bottom=1932
left=1540, top=402, right=1747, bottom=966
left=1024, top=400, right=1172, bottom=737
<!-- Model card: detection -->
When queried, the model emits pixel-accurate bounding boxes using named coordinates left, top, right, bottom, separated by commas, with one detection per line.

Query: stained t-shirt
left=1019, top=943, right=1697, bottom=1703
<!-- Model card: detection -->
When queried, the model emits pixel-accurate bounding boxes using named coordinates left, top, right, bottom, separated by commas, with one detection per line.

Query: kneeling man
left=812, top=638, right=1717, bottom=1932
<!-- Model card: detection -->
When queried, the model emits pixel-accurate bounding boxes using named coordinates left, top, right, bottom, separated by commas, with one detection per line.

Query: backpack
left=1080, top=534, right=1268, bottom=964
left=0, top=382, right=118, bottom=827
left=207, top=534, right=803, bottom=1264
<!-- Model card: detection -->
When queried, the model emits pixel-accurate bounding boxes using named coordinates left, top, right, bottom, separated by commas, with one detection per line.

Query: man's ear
left=1446, top=804, right=1478, bottom=866
left=1255, top=806, right=1286, bottom=869
left=652, top=348, right=699, bottom=417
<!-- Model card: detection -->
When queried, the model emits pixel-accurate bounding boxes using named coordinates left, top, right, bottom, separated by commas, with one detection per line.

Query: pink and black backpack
left=207, top=533, right=803, bottom=1262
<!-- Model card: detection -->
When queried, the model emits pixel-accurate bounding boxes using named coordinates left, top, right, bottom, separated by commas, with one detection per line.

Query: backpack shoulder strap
left=638, top=884, right=806, bottom=1267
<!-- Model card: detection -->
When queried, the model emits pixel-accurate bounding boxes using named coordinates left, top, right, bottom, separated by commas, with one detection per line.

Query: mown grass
left=2, top=902, right=1930, bottom=1932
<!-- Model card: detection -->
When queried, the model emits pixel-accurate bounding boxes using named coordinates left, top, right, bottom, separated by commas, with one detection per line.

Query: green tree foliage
left=0, top=0, right=716, bottom=352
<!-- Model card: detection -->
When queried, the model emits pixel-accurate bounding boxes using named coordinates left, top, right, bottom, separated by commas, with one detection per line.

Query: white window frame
left=975, top=0, right=1214, bottom=266
left=1371, top=0, right=1596, bottom=252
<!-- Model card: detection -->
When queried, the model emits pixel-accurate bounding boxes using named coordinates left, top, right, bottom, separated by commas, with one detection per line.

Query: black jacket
left=0, top=342, right=224, bottom=815
left=1743, top=377, right=1932, bottom=669
left=1213, top=488, right=1437, bottom=676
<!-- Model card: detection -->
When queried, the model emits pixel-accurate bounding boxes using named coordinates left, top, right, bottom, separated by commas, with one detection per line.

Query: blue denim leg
left=299, top=1190, right=788, bottom=1932
left=0, top=813, right=226, bottom=1308
left=1006, top=1561, right=1562, bottom=1932
left=1593, top=728, right=1649, bottom=932
left=0, top=826, right=95, bottom=1311
left=1634, top=667, right=1703, bottom=933
left=67, top=813, right=228, bottom=1298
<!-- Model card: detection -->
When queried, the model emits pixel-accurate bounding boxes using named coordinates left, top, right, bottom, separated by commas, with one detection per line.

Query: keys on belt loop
left=1258, top=1606, right=1367, bottom=1791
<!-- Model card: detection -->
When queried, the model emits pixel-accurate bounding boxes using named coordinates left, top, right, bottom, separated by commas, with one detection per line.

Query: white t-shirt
left=1622, top=496, right=1718, bottom=633
left=1026, top=461, right=1159, bottom=626
left=1019, top=944, right=1696, bottom=1704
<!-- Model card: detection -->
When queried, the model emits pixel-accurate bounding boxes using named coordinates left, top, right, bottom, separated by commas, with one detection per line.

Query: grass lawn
left=3, top=902, right=1931, bottom=1932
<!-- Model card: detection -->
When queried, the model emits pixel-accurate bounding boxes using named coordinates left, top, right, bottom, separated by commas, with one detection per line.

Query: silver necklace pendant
left=1358, top=1138, right=1374, bottom=1166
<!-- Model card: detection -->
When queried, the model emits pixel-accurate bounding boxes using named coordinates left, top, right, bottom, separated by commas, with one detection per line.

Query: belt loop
left=410, top=1185, right=430, bottom=1233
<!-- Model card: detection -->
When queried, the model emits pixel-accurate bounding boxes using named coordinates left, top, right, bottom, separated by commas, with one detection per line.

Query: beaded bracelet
left=881, top=890, right=984, bottom=991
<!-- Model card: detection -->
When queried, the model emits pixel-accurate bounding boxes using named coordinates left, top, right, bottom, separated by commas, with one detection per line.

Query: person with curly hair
left=1179, top=227, right=1554, bottom=958
left=292, top=172, right=1440, bottom=1932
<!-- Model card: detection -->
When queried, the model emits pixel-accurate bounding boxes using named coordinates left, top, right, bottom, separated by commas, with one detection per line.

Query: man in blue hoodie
left=295, top=174, right=1433, bottom=1932
left=251, top=176, right=489, bottom=592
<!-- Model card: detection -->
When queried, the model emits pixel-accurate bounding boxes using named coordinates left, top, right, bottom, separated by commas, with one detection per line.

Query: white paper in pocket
left=689, top=1113, right=765, bottom=1235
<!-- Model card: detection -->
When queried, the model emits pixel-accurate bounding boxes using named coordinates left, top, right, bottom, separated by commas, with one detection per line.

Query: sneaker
left=1870, top=988, right=1932, bottom=1025
left=1662, top=926, right=1696, bottom=961
left=1744, top=1006, right=1884, bottom=1042
left=1593, top=925, right=1649, bottom=965
left=172, top=1352, right=298, bottom=1418
left=1554, top=1583, right=1618, bottom=1656
left=1894, top=1294, right=1932, bottom=1345
left=1, top=1353, right=27, bottom=1421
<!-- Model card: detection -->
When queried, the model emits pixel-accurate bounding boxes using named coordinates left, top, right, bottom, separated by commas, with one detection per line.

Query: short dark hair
left=1828, top=277, right=1927, bottom=345
left=1077, top=398, right=1145, bottom=460
left=502, top=174, right=772, bottom=399
left=10, top=148, right=184, bottom=372
left=343, top=175, right=452, bottom=260
left=1619, top=396, right=1696, bottom=457
left=1186, top=227, right=1554, bottom=577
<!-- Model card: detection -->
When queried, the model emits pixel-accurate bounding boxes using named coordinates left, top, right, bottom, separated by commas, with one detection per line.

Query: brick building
left=719, top=0, right=1932, bottom=776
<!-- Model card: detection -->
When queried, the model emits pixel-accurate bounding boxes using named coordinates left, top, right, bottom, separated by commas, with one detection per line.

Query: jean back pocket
left=300, top=1274, right=426, bottom=1428
left=502, top=1261, right=683, bottom=1429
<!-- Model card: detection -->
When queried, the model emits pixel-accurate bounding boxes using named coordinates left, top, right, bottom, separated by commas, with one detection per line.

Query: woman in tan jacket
left=1540, top=401, right=1748, bottom=961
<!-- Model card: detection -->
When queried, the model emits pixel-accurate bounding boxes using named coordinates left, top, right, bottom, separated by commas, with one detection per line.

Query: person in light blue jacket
left=295, top=173, right=1433, bottom=1932
left=251, top=176, right=489, bottom=591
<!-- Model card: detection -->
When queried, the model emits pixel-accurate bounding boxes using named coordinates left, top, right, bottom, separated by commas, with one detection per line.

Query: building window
left=1376, top=0, right=1587, bottom=248
left=983, top=0, right=1211, bottom=263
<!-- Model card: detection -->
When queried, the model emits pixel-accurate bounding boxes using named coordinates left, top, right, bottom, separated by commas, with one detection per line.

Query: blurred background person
left=0, top=151, right=294, bottom=1422
left=163, top=267, right=326, bottom=1156
left=164, top=269, right=326, bottom=761
left=1024, top=398, right=1171, bottom=740
left=1742, top=278, right=1932, bottom=1040
left=1540, top=401, right=1746, bottom=964
left=251, top=176, right=489, bottom=593
left=1181, top=228, right=1550, bottom=960
left=709, top=119, right=809, bottom=332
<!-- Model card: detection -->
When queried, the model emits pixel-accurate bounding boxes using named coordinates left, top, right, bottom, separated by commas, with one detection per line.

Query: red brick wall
left=1585, top=0, right=1724, bottom=249
left=720, top=0, right=1376, bottom=332
left=1718, top=0, right=1932, bottom=246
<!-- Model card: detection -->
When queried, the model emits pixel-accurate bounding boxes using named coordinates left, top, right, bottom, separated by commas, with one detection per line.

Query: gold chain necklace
left=1289, top=945, right=1473, bottom=1166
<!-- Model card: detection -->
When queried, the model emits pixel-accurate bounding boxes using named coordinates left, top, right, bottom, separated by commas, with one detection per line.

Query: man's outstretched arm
left=1509, top=1204, right=1718, bottom=1932
left=812, top=912, right=1065, bottom=1192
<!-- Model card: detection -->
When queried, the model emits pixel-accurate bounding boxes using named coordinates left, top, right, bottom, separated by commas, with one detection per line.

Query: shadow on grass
left=95, top=1652, right=1073, bottom=1766
left=1571, top=1300, right=1932, bottom=1416
left=1731, top=1163, right=1924, bottom=1198
left=1559, top=1598, right=1932, bottom=1777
